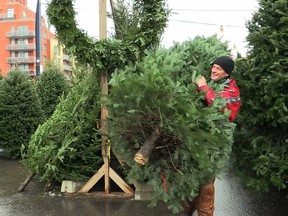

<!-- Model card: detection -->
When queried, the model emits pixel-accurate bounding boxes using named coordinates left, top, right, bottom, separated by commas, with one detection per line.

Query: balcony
left=63, top=64, right=72, bottom=72
left=6, top=44, right=36, bottom=51
left=8, top=69, right=36, bottom=76
left=63, top=54, right=73, bottom=62
left=6, top=57, right=36, bottom=64
left=0, top=13, right=15, bottom=20
left=23, top=69, right=36, bottom=76
left=6, top=31, right=35, bottom=39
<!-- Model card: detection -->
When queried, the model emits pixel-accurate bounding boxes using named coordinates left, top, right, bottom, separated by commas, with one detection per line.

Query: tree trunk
left=134, top=127, right=160, bottom=165
left=18, top=173, right=35, bottom=192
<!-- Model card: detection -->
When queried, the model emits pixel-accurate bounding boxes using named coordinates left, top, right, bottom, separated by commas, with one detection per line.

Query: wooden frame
left=78, top=0, right=134, bottom=197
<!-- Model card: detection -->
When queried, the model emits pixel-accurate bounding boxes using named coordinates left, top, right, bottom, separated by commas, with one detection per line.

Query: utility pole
left=35, top=0, right=42, bottom=78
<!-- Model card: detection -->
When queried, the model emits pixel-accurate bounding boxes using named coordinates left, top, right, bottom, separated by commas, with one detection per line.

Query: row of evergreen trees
left=0, top=63, right=103, bottom=182
left=0, top=63, right=69, bottom=159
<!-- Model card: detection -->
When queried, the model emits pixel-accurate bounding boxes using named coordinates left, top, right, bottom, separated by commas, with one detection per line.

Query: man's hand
left=195, top=75, right=207, bottom=87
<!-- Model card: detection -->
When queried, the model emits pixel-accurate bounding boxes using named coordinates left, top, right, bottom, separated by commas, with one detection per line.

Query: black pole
left=35, top=0, right=42, bottom=78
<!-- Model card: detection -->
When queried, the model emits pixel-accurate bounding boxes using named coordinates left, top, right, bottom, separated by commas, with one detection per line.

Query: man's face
left=210, top=64, right=229, bottom=82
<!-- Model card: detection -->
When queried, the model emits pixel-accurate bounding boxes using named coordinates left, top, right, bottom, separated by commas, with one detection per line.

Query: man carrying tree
left=183, top=56, right=241, bottom=216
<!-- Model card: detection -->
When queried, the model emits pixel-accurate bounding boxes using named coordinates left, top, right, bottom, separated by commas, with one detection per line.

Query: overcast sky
left=28, top=0, right=259, bottom=56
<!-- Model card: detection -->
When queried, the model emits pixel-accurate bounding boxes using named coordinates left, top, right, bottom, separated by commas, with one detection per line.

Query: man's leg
left=181, top=196, right=199, bottom=215
left=196, top=178, right=216, bottom=216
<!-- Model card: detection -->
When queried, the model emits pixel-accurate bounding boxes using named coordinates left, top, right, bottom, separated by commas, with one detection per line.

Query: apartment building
left=49, top=37, right=74, bottom=77
left=0, top=0, right=73, bottom=78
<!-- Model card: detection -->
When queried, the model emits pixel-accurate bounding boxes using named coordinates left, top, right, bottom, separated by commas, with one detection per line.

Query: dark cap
left=211, top=56, right=234, bottom=75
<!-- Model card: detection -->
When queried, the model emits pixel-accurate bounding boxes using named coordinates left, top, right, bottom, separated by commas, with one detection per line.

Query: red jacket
left=198, top=78, right=241, bottom=122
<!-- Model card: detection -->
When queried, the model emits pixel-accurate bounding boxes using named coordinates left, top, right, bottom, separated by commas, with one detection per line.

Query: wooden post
left=99, top=0, right=107, bottom=40
left=100, top=69, right=110, bottom=194
left=99, top=0, right=110, bottom=195
left=78, top=0, right=134, bottom=197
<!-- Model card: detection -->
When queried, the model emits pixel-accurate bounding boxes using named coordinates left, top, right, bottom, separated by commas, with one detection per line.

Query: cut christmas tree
left=108, top=36, right=235, bottom=213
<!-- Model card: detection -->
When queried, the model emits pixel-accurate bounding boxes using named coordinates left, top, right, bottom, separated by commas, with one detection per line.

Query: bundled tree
left=108, top=36, right=235, bottom=213
left=22, top=70, right=102, bottom=182
left=233, top=0, right=288, bottom=191
left=36, top=62, right=70, bottom=120
left=0, top=70, right=43, bottom=158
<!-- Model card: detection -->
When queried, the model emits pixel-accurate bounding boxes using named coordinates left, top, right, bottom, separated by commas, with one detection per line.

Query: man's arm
left=196, top=78, right=241, bottom=122
left=195, top=75, right=218, bottom=105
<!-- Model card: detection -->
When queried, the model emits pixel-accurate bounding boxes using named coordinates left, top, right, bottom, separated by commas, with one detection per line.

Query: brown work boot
left=196, top=178, right=215, bottom=216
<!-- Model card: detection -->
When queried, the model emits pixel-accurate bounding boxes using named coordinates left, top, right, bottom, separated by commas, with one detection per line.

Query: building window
left=7, top=9, right=14, bottom=18
left=53, top=46, right=58, bottom=55
left=17, top=26, right=28, bottom=33
left=18, top=39, right=28, bottom=45
left=19, top=64, right=29, bottom=71
left=18, top=52, right=28, bottom=58
left=22, top=11, right=27, bottom=19
left=18, top=52, right=25, bottom=57
left=43, top=44, right=47, bottom=52
left=43, top=31, right=47, bottom=40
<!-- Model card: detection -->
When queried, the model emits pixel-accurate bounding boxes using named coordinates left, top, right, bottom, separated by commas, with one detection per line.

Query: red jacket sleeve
left=197, top=79, right=241, bottom=122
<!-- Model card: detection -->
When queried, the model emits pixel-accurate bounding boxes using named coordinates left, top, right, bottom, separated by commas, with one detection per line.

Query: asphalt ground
left=0, top=156, right=287, bottom=216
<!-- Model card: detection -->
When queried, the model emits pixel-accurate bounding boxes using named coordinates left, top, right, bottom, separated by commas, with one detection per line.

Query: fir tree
left=22, top=70, right=102, bottom=182
left=108, top=36, right=235, bottom=213
left=233, top=0, right=288, bottom=191
left=36, top=62, right=70, bottom=120
left=0, top=70, right=43, bottom=158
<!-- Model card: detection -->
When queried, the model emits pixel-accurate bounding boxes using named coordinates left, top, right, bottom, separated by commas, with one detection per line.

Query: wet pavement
left=0, top=156, right=287, bottom=216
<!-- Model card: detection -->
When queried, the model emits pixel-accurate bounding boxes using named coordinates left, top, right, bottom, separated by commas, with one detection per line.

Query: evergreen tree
left=22, top=70, right=102, bottom=182
left=233, top=0, right=288, bottom=191
left=108, top=36, right=234, bottom=213
left=0, top=70, right=43, bottom=158
left=36, top=63, right=69, bottom=120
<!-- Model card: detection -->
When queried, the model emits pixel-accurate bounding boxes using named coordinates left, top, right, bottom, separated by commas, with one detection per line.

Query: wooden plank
left=100, top=0, right=109, bottom=191
left=99, top=0, right=107, bottom=39
left=65, top=191, right=134, bottom=199
left=100, top=70, right=109, bottom=157
left=78, top=165, right=105, bottom=193
left=104, top=156, right=110, bottom=194
left=78, top=163, right=134, bottom=195
left=109, top=167, right=134, bottom=195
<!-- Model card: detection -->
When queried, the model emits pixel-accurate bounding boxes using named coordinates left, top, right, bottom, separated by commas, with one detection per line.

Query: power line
left=169, top=19, right=246, bottom=28
left=171, top=9, right=257, bottom=12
